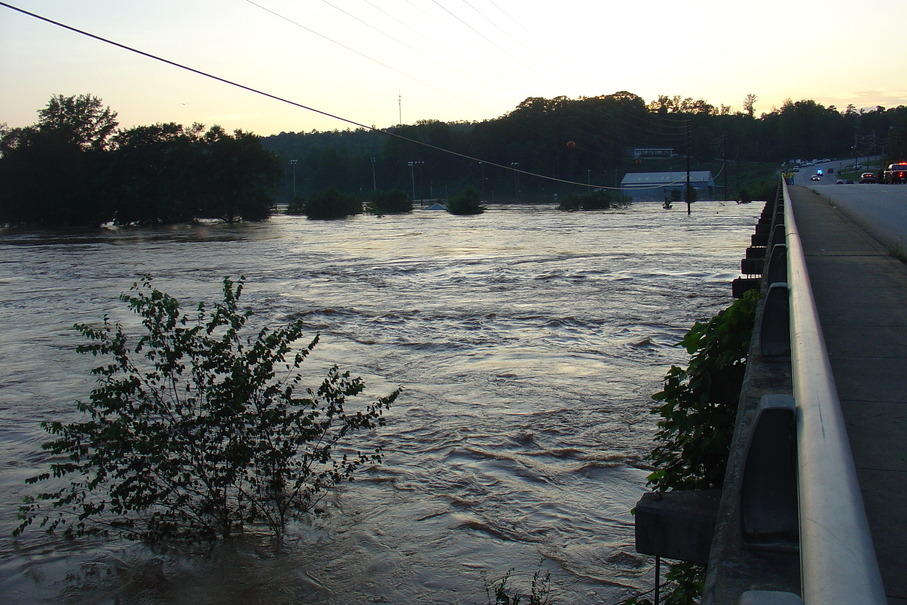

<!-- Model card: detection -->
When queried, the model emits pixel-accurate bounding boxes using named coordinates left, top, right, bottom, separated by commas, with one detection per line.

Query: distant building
left=620, top=171, right=716, bottom=202
left=630, top=147, right=674, bottom=159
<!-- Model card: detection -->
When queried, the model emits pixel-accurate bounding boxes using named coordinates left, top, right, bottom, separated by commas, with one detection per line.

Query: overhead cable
left=0, top=1, right=617, bottom=190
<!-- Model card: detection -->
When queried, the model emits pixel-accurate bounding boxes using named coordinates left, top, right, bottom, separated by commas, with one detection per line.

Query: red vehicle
left=882, top=163, right=907, bottom=184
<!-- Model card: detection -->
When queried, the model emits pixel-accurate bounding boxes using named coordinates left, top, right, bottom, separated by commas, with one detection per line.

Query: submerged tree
left=557, top=189, right=630, bottom=211
left=15, top=276, right=400, bottom=543
left=0, top=95, right=281, bottom=227
left=296, top=188, right=363, bottom=219
left=447, top=186, right=485, bottom=215
left=0, top=94, right=118, bottom=227
left=366, top=189, right=412, bottom=215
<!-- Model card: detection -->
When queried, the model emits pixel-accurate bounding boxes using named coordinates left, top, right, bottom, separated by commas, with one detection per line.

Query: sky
left=1, top=0, right=906, bottom=137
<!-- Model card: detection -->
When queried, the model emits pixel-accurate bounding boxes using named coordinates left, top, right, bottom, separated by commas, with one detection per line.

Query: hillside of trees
left=2, top=92, right=904, bottom=227
left=263, top=92, right=907, bottom=204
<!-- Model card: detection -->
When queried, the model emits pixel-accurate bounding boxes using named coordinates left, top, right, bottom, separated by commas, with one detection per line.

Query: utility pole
left=722, top=131, right=728, bottom=201
left=685, top=119, right=692, bottom=215
left=370, top=157, right=377, bottom=191
left=290, top=159, right=298, bottom=200
left=408, top=161, right=423, bottom=205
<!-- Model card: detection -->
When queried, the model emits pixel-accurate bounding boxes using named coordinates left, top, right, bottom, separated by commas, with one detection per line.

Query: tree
left=743, top=94, right=757, bottom=118
left=15, top=276, right=400, bottom=543
left=108, top=122, right=204, bottom=225
left=1, top=95, right=283, bottom=227
left=0, top=94, right=119, bottom=227
left=557, top=189, right=630, bottom=211
left=447, top=186, right=485, bottom=215
left=37, top=93, right=119, bottom=151
left=198, top=128, right=281, bottom=222
left=367, top=189, right=412, bottom=215
left=300, top=188, right=363, bottom=219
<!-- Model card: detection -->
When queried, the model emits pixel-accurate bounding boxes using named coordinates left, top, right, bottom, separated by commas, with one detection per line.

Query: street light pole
left=408, top=161, right=423, bottom=205
left=290, top=159, right=298, bottom=200
left=370, top=157, right=377, bottom=191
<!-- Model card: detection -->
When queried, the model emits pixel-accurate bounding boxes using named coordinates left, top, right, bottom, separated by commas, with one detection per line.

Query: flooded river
left=0, top=202, right=762, bottom=604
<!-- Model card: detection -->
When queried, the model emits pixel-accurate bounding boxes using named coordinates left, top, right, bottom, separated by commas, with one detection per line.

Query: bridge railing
left=779, top=179, right=886, bottom=604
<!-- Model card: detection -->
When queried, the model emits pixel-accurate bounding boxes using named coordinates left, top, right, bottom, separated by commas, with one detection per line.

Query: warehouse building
left=620, top=171, right=716, bottom=202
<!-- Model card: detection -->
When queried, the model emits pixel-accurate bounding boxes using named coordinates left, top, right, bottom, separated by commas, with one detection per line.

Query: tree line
left=263, top=92, right=907, bottom=204
left=3, top=92, right=905, bottom=227
left=1, top=94, right=280, bottom=227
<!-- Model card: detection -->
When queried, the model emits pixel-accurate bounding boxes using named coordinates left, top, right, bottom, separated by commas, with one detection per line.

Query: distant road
left=792, top=161, right=907, bottom=255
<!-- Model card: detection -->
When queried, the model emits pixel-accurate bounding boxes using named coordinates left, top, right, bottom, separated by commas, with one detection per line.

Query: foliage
left=15, top=276, right=400, bottom=544
left=484, top=567, right=551, bottom=605
left=285, top=195, right=306, bottom=215
left=0, top=95, right=281, bottom=227
left=196, top=126, right=281, bottom=223
left=647, top=289, right=760, bottom=491
left=36, top=93, right=119, bottom=151
left=622, top=562, right=703, bottom=605
left=558, top=188, right=631, bottom=211
left=301, top=188, right=363, bottom=219
left=627, top=290, right=759, bottom=605
left=366, top=189, right=412, bottom=215
left=447, top=186, right=485, bottom=215
left=260, top=93, right=906, bottom=205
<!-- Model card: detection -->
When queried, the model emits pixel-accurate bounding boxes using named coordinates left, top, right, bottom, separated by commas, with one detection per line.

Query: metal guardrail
left=780, top=180, right=887, bottom=604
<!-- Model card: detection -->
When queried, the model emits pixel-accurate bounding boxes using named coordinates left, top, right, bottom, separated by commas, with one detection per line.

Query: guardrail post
left=760, top=282, right=790, bottom=358
left=740, top=394, right=798, bottom=551
left=766, top=244, right=787, bottom=285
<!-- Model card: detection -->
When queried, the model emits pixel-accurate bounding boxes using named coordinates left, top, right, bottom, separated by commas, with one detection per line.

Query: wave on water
left=0, top=202, right=764, bottom=604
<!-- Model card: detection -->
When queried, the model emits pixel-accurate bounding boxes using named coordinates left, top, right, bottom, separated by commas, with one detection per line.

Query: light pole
left=290, top=159, right=298, bottom=200
left=408, top=161, right=423, bottom=204
left=370, top=156, right=377, bottom=191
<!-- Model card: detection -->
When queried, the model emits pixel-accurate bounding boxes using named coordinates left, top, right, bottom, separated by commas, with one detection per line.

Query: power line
left=244, top=0, right=487, bottom=115
left=428, top=0, right=542, bottom=82
left=0, top=1, right=614, bottom=190
left=317, top=0, right=484, bottom=87
left=456, top=0, right=558, bottom=76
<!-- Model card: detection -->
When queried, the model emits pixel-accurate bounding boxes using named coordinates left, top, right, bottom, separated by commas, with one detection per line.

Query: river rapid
left=0, top=202, right=762, bottom=604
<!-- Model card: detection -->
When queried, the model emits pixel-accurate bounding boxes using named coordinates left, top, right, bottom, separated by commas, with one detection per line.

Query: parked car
left=859, top=172, right=877, bottom=183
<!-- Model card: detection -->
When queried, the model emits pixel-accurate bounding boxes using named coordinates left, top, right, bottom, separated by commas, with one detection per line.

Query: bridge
left=635, top=168, right=907, bottom=604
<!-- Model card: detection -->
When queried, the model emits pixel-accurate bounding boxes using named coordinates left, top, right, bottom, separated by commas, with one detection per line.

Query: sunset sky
left=2, top=0, right=905, bottom=137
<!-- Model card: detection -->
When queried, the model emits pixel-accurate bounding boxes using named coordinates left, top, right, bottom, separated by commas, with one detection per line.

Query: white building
left=620, top=171, right=716, bottom=202
left=631, top=147, right=674, bottom=159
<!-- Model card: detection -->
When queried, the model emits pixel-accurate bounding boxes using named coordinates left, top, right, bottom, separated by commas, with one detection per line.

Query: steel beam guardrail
left=781, top=180, right=886, bottom=604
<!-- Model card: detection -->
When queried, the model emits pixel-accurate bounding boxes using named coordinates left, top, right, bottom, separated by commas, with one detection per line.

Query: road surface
left=792, top=160, right=907, bottom=255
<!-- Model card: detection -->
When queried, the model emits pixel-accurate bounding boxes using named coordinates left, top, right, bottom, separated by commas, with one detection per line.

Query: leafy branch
left=15, top=276, right=400, bottom=544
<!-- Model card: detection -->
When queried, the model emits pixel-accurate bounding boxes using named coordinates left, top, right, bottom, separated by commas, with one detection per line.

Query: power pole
left=722, top=131, right=728, bottom=201
left=370, top=157, right=377, bottom=191
left=686, top=119, right=692, bottom=215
